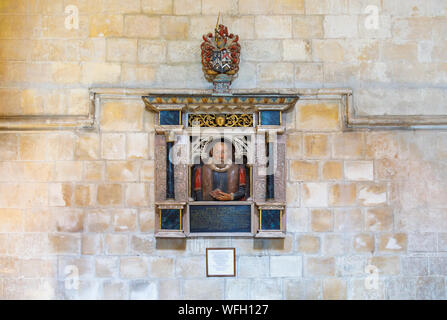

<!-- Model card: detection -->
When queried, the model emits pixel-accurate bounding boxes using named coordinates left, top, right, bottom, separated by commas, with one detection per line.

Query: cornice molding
left=2, top=88, right=447, bottom=130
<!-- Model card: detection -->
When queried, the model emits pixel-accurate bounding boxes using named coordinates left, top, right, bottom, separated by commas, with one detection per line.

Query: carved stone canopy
left=143, top=93, right=299, bottom=113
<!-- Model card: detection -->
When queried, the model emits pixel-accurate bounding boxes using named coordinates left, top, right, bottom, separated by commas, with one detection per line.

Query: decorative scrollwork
left=188, top=113, right=253, bottom=127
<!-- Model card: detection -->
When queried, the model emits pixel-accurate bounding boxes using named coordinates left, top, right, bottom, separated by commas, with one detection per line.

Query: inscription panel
left=189, top=204, right=252, bottom=233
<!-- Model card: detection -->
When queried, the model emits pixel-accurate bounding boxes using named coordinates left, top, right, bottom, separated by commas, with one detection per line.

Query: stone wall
left=0, top=0, right=446, bottom=300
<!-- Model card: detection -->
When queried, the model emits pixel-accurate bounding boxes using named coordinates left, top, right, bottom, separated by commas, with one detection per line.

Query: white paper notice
left=207, top=249, right=235, bottom=276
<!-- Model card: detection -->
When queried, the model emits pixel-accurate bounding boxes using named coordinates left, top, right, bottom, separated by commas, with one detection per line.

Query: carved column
left=265, top=131, right=276, bottom=200
left=165, top=131, right=176, bottom=199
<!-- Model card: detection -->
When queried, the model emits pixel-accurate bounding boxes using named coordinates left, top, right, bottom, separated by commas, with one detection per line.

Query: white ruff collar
left=208, top=163, right=232, bottom=172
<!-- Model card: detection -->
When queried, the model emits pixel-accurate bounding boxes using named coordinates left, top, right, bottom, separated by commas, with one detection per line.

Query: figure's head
left=211, top=141, right=231, bottom=164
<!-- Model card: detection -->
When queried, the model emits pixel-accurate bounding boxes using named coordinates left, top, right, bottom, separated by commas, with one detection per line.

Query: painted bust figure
left=193, top=141, right=247, bottom=201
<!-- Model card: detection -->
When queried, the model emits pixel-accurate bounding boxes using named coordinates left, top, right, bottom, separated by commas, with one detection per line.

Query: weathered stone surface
left=0, top=134, right=18, bottom=160
left=105, top=234, right=128, bottom=255
left=311, top=209, right=333, bottom=232
left=131, top=235, right=154, bottom=255
left=358, top=184, right=387, bottom=206
left=322, top=161, right=343, bottom=180
left=183, top=279, right=224, bottom=300
left=47, top=133, right=75, bottom=160
left=352, top=234, right=375, bottom=253
left=81, top=62, right=121, bottom=84
left=106, top=38, right=137, bottom=63
left=120, top=257, right=148, bottom=279
left=89, top=15, right=123, bottom=37
left=334, top=208, right=363, bottom=232
left=345, top=161, right=374, bottom=181
left=142, top=0, right=173, bottom=14
left=323, top=234, right=348, bottom=256
left=366, top=207, right=393, bottom=231
left=102, top=280, right=128, bottom=300
left=378, top=233, right=408, bottom=253
left=324, top=15, right=358, bottom=38
left=74, top=184, right=95, bottom=207
left=54, top=209, right=84, bottom=232
left=202, top=0, right=237, bottom=15
left=323, top=278, right=347, bottom=300
left=304, top=134, right=329, bottom=158
left=106, top=161, right=139, bottom=182
left=302, top=183, right=328, bottom=207
left=176, top=256, right=204, bottom=279
left=82, top=234, right=102, bottom=255
left=286, top=133, right=302, bottom=159
left=270, top=256, right=301, bottom=277
left=149, top=257, right=174, bottom=278
left=101, top=101, right=144, bottom=132
left=296, top=103, right=340, bottom=131
left=161, top=16, right=189, bottom=40
left=283, top=39, right=311, bottom=61
left=97, top=184, right=123, bottom=206
left=293, top=15, right=324, bottom=38
left=125, top=15, right=160, bottom=38
left=286, top=208, right=308, bottom=232
left=290, top=161, right=318, bottom=181
left=305, top=257, right=335, bottom=277
left=329, top=183, right=357, bottom=206
left=238, top=256, right=269, bottom=278
left=255, top=16, right=292, bottom=39
left=252, top=279, right=282, bottom=300
left=19, top=134, right=47, bottom=161
left=225, top=278, right=250, bottom=300
left=55, top=162, right=83, bottom=182
left=113, top=209, right=137, bottom=232
left=101, top=133, right=126, bottom=160
left=138, top=40, right=166, bottom=64
left=159, top=279, right=182, bottom=300
left=49, top=234, right=80, bottom=254
left=83, top=161, right=104, bottom=181
left=129, top=280, right=158, bottom=300
left=297, top=235, right=320, bottom=254
left=125, top=183, right=148, bottom=207
left=76, top=134, right=100, bottom=160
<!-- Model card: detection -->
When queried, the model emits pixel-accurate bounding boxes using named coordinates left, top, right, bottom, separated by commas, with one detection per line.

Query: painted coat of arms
left=201, top=16, right=241, bottom=93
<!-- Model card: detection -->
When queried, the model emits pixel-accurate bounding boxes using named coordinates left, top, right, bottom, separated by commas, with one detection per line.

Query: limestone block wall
left=0, top=0, right=446, bottom=300
left=1, top=0, right=447, bottom=121
left=0, top=91, right=446, bottom=300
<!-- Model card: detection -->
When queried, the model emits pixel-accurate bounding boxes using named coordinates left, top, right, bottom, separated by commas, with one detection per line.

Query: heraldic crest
left=201, top=14, right=241, bottom=93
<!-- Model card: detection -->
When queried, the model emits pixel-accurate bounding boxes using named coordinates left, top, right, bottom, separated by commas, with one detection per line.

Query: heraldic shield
left=201, top=16, right=241, bottom=93
left=211, top=49, right=232, bottom=74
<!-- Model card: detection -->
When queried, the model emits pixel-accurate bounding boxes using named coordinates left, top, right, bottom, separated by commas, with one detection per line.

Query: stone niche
left=143, top=92, right=299, bottom=239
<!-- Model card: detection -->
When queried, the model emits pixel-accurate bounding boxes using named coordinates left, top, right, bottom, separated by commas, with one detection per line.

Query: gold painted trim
left=159, top=207, right=162, bottom=229
left=159, top=208, right=183, bottom=231
left=280, top=209, right=283, bottom=230
left=188, top=113, right=253, bottom=127
left=180, top=209, right=183, bottom=230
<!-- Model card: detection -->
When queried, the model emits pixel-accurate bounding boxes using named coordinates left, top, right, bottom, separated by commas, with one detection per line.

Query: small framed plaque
left=206, top=248, right=236, bottom=277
